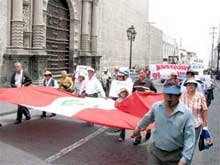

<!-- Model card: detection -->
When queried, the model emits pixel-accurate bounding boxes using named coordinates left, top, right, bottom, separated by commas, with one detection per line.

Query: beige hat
left=78, top=72, right=86, bottom=77
left=87, top=67, right=95, bottom=72
left=44, top=71, right=52, bottom=76
left=171, top=71, right=177, bottom=76
left=118, top=88, right=129, bottom=95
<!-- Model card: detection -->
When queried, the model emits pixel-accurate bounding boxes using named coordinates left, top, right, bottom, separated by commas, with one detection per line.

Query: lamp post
left=217, top=42, right=220, bottom=74
left=127, top=25, right=136, bottom=69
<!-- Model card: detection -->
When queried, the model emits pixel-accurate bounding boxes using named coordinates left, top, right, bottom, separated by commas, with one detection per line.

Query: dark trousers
left=16, top=105, right=31, bottom=121
left=41, top=111, right=56, bottom=116
left=85, top=93, right=98, bottom=98
left=206, top=89, right=214, bottom=107
left=119, top=129, right=125, bottom=140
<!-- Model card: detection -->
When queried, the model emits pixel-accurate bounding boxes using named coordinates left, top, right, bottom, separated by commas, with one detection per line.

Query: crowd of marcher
left=0, top=62, right=215, bottom=165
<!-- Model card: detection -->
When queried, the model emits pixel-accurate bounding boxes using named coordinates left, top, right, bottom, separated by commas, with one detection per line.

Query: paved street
left=0, top=81, right=220, bottom=165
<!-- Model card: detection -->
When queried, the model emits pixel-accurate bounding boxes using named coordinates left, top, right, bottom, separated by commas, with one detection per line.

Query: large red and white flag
left=0, top=87, right=163, bottom=130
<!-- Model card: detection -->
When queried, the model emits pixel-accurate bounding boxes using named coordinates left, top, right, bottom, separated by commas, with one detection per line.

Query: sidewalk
left=0, top=102, right=17, bottom=116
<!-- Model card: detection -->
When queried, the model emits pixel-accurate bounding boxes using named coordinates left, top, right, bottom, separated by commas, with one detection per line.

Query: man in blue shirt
left=131, top=83, right=195, bottom=165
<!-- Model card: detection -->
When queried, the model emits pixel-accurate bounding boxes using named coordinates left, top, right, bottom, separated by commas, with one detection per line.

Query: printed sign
left=75, top=65, right=90, bottom=78
left=149, top=64, right=189, bottom=80
left=109, top=80, right=133, bottom=98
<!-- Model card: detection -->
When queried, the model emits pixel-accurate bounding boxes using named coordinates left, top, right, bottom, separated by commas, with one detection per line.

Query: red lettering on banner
left=152, top=72, right=161, bottom=79
left=155, top=64, right=189, bottom=71
left=156, top=65, right=161, bottom=71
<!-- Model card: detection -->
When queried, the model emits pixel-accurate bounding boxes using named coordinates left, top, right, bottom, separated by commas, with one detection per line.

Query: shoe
left=118, top=137, right=124, bottom=142
left=49, top=113, right=56, bottom=117
left=40, top=114, right=46, bottom=118
left=133, top=136, right=142, bottom=145
left=26, top=117, right=31, bottom=120
left=113, top=129, right=121, bottom=133
left=145, top=130, right=151, bottom=140
left=14, top=120, right=22, bottom=125
left=86, top=122, right=94, bottom=127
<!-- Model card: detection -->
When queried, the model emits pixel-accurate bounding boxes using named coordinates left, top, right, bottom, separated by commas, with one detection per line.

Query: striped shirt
left=180, top=92, right=208, bottom=128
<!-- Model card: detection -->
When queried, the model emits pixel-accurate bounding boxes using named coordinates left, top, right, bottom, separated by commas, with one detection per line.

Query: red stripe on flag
left=73, top=108, right=155, bottom=130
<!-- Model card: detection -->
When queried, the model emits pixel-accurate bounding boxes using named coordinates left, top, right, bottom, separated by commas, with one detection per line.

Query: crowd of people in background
left=0, top=62, right=216, bottom=164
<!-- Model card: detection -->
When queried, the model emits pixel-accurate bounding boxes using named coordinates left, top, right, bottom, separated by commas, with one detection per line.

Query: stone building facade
left=147, top=24, right=163, bottom=64
left=162, top=34, right=179, bottom=64
left=0, top=0, right=149, bottom=85
left=97, top=0, right=149, bottom=71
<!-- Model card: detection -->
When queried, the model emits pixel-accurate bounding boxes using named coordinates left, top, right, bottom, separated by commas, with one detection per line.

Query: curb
left=0, top=110, right=17, bottom=117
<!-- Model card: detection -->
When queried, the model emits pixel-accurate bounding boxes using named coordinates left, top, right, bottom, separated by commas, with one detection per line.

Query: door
left=46, top=0, right=70, bottom=75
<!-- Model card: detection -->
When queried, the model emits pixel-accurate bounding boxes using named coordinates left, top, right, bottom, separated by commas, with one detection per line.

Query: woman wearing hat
left=180, top=79, right=208, bottom=163
left=166, top=71, right=179, bottom=85
left=115, top=88, right=129, bottom=142
left=73, top=72, right=86, bottom=95
left=109, top=72, right=126, bottom=101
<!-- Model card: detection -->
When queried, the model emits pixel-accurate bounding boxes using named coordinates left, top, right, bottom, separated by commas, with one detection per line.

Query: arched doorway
left=46, top=0, right=70, bottom=75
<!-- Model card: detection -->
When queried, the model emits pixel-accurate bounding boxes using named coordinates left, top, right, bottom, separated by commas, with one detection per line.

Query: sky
left=149, top=0, right=220, bottom=65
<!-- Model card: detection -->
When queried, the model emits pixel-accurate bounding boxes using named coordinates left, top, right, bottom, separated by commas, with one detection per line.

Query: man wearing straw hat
left=40, top=71, right=58, bottom=118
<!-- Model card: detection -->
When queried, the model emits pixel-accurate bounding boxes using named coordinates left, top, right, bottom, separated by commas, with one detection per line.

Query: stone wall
left=0, top=0, right=10, bottom=83
left=148, top=25, right=163, bottom=64
left=97, top=0, right=149, bottom=71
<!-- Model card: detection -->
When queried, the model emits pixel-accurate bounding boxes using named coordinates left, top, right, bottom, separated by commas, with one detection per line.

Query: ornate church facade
left=0, top=0, right=149, bottom=84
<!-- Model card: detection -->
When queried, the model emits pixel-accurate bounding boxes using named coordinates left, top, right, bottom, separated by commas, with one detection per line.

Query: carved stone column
left=33, top=0, right=44, bottom=48
left=81, top=0, right=90, bottom=52
left=11, top=0, right=24, bottom=48
left=91, top=0, right=98, bottom=53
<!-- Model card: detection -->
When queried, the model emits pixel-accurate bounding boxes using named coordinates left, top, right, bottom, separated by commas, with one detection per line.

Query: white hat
left=87, top=67, right=95, bottom=72
left=78, top=72, right=86, bottom=77
left=104, top=67, right=108, bottom=72
left=184, top=79, right=198, bottom=86
left=44, top=71, right=52, bottom=76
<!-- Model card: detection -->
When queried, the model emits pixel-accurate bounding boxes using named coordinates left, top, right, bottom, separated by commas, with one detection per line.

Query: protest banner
left=148, top=64, right=189, bottom=80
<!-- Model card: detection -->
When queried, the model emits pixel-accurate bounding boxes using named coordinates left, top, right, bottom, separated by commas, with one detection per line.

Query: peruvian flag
left=0, top=87, right=163, bottom=130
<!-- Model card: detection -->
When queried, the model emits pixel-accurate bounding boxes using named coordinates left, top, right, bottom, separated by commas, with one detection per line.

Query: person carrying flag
left=131, top=83, right=195, bottom=165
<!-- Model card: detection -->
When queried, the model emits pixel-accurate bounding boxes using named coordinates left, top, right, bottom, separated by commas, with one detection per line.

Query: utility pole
left=210, top=26, right=217, bottom=67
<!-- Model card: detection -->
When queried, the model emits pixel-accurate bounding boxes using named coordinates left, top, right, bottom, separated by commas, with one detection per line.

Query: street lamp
left=217, top=42, right=220, bottom=74
left=127, top=25, right=136, bottom=69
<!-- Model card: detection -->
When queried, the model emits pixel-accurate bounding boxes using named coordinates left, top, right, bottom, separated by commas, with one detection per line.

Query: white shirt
left=44, top=78, right=59, bottom=88
left=15, top=70, right=23, bottom=87
left=81, top=76, right=105, bottom=97
left=74, top=79, right=86, bottom=95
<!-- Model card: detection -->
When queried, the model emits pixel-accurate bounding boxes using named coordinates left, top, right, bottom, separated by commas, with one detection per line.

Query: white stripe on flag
left=25, top=97, right=116, bottom=117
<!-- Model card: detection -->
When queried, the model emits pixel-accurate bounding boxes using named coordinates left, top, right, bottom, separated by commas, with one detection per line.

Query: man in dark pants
left=11, top=62, right=32, bottom=124
left=132, top=68, right=157, bottom=145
